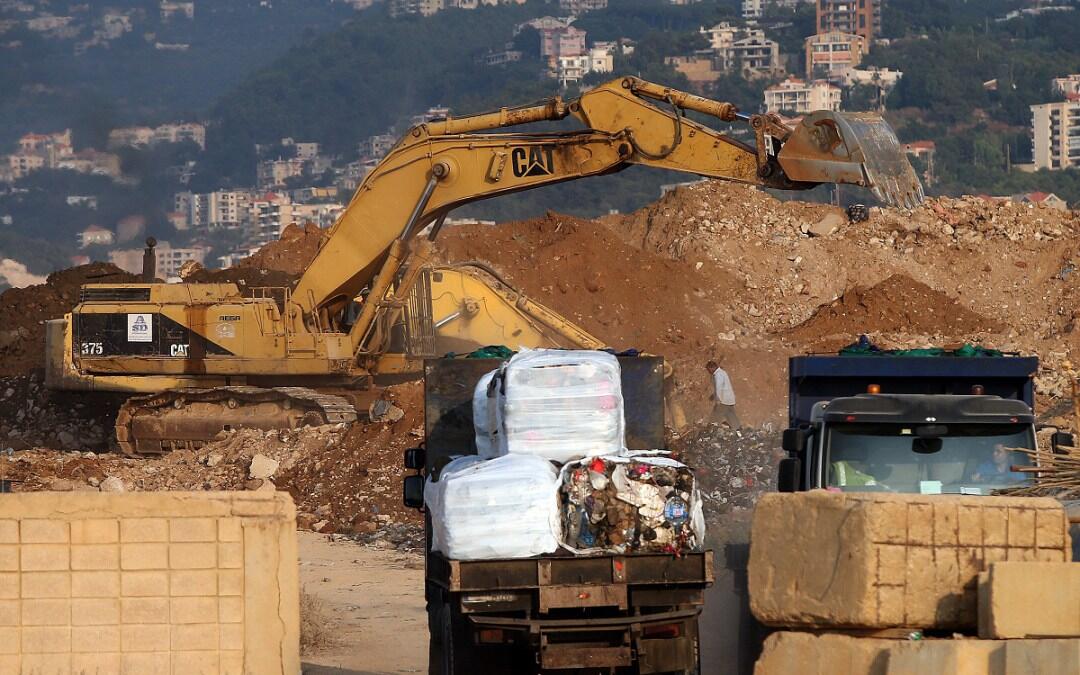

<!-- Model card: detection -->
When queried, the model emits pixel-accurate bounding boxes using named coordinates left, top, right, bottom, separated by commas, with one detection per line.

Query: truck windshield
left=824, top=423, right=1035, bottom=495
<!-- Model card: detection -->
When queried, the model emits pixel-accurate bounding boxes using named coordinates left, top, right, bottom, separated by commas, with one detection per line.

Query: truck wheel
left=436, top=601, right=470, bottom=675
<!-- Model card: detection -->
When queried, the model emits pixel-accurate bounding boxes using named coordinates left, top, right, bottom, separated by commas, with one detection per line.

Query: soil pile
left=0, top=263, right=137, bottom=376
left=785, top=274, right=1001, bottom=350
left=437, top=212, right=737, bottom=355
left=237, top=221, right=326, bottom=276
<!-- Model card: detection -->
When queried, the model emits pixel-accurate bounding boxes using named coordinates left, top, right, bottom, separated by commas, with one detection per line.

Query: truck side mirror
left=777, top=458, right=801, bottom=493
left=1051, top=432, right=1075, bottom=455
left=403, top=474, right=425, bottom=510
left=782, top=427, right=810, bottom=454
left=404, top=447, right=426, bottom=470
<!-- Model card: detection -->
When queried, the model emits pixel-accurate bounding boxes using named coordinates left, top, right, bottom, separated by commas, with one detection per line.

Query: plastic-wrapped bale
left=473, top=370, right=500, bottom=459
left=498, top=349, right=625, bottom=463
left=560, top=453, right=705, bottom=555
left=424, top=454, right=562, bottom=560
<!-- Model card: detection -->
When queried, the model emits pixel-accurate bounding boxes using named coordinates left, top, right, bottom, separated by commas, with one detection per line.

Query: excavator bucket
left=777, top=111, right=925, bottom=208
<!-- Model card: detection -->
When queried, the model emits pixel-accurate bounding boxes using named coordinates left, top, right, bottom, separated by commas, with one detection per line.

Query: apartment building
left=741, top=0, right=808, bottom=20
left=559, top=0, right=606, bottom=13
left=175, top=190, right=251, bottom=230
left=359, top=133, right=397, bottom=160
left=1052, top=74, right=1080, bottom=97
left=699, top=23, right=781, bottom=76
left=804, top=31, right=866, bottom=80
left=1031, top=100, right=1080, bottom=170
left=764, top=77, right=842, bottom=114
left=110, top=242, right=207, bottom=279
left=108, top=123, right=206, bottom=151
left=817, top=0, right=879, bottom=43
left=257, top=158, right=306, bottom=189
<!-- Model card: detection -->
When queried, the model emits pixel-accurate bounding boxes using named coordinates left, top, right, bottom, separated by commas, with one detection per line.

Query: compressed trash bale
left=560, top=453, right=705, bottom=555
left=424, top=454, right=561, bottom=560
left=749, top=491, right=1070, bottom=630
left=473, top=370, right=499, bottom=459
left=497, top=349, right=624, bottom=463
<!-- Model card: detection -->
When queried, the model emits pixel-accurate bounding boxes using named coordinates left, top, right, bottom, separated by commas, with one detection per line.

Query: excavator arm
left=293, top=77, right=923, bottom=354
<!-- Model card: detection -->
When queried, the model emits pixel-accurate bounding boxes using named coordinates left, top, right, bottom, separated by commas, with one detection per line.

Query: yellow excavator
left=45, top=77, right=922, bottom=455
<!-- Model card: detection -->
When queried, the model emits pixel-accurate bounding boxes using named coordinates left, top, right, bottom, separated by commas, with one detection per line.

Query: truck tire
left=433, top=601, right=470, bottom=675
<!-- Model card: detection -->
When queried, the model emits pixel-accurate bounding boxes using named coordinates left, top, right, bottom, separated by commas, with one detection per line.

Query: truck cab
left=785, top=393, right=1037, bottom=494
left=778, top=353, right=1055, bottom=495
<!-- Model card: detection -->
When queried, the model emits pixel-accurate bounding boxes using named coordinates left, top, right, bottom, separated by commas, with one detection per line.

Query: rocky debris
left=0, top=373, right=123, bottom=452
left=808, top=212, right=845, bottom=237
left=237, top=221, right=327, bottom=277
left=330, top=523, right=425, bottom=553
left=249, top=453, right=280, bottom=480
left=99, top=476, right=125, bottom=492
left=671, top=424, right=783, bottom=533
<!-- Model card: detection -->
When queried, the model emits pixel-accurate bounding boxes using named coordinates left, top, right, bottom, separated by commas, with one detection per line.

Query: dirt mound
left=437, top=212, right=736, bottom=356
left=237, top=221, right=326, bottom=276
left=785, top=274, right=1000, bottom=349
left=0, top=263, right=137, bottom=376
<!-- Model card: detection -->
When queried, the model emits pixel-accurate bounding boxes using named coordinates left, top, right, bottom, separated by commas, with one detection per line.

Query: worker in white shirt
left=706, top=359, right=741, bottom=430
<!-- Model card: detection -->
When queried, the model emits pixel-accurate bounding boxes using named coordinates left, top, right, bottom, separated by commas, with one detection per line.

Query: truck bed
left=428, top=550, right=714, bottom=593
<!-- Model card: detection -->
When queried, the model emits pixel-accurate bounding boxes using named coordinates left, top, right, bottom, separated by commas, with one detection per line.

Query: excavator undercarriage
left=114, top=387, right=358, bottom=456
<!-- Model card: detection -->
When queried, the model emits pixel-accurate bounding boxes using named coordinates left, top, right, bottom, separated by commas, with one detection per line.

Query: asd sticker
left=127, top=313, right=153, bottom=343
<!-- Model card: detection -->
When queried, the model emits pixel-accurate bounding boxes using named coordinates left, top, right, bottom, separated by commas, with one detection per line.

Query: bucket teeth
left=777, top=111, right=924, bottom=209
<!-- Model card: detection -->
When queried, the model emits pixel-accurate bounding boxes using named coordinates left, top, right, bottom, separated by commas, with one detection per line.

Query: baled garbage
left=495, top=349, right=625, bottom=463
left=424, top=453, right=562, bottom=560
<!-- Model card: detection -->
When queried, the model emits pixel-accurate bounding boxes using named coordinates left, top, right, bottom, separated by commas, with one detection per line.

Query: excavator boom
left=50, top=76, right=922, bottom=455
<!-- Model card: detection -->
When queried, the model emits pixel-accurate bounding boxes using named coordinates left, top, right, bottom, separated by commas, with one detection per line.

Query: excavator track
left=115, top=386, right=358, bottom=457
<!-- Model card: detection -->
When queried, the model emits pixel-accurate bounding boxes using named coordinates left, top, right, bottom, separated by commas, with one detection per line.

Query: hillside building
left=764, top=77, right=841, bottom=114
left=1052, top=74, right=1080, bottom=97
left=817, top=0, right=879, bottom=43
left=804, top=31, right=866, bottom=80
left=1030, top=100, right=1080, bottom=170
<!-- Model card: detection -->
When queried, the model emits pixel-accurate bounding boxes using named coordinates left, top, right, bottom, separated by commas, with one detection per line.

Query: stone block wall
left=0, top=491, right=298, bottom=675
left=749, top=491, right=1070, bottom=630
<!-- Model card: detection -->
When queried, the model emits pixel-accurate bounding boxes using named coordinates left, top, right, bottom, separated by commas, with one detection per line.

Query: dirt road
left=299, top=532, right=428, bottom=675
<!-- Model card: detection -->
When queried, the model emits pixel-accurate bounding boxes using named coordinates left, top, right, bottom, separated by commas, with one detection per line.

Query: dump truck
left=45, top=76, right=923, bottom=455
left=776, top=351, right=1065, bottom=494
left=403, top=355, right=713, bottom=675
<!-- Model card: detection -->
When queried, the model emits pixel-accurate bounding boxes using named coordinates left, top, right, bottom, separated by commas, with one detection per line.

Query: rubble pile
left=672, top=424, right=783, bottom=519
left=0, top=263, right=136, bottom=376
left=0, top=373, right=123, bottom=451
left=237, top=221, right=327, bottom=276
left=869, top=195, right=1079, bottom=245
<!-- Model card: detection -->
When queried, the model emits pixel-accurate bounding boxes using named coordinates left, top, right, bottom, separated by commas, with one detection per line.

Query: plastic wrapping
left=559, top=452, right=706, bottom=555
left=497, top=349, right=625, bottom=463
left=472, top=371, right=499, bottom=459
left=424, top=454, right=562, bottom=560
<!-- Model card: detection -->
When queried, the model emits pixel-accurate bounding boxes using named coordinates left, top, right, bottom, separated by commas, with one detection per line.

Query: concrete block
left=1003, top=639, right=1080, bottom=675
left=978, top=562, right=1080, bottom=638
left=755, top=631, right=1080, bottom=675
left=753, top=632, right=891, bottom=675
left=749, top=492, right=1070, bottom=629
left=0, top=492, right=297, bottom=674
